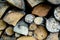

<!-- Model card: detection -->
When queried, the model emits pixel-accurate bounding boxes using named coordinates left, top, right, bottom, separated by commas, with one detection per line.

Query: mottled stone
left=34, top=26, right=47, bottom=40
left=14, top=21, right=28, bottom=35
left=46, top=18, right=60, bottom=32
left=3, top=11, right=25, bottom=26
left=32, top=4, right=51, bottom=17
left=17, top=36, right=36, bottom=40
left=25, top=14, right=35, bottom=23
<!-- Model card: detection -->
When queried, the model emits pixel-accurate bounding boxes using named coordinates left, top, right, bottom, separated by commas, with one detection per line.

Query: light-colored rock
left=17, top=36, right=36, bottom=40
left=32, top=4, right=51, bottom=17
left=28, top=31, right=33, bottom=36
left=48, top=0, right=60, bottom=4
left=15, top=33, right=21, bottom=38
left=34, top=17, right=43, bottom=25
left=46, top=33, right=59, bottom=40
left=25, top=14, right=35, bottom=23
left=0, top=31, right=3, bottom=36
left=54, top=6, right=60, bottom=21
left=6, top=0, right=25, bottom=9
left=3, top=11, right=25, bottom=26
left=0, top=20, right=6, bottom=30
left=27, top=0, right=44, bottom=7
left=29, top=23, right=37, bottom=30
left=5, top=27, right=14, bottom=36
left=46, top=18, right=60, bottom=32
left=34, top=26, right=47, bottom=40
left=14, top=21, right=28, bottom=35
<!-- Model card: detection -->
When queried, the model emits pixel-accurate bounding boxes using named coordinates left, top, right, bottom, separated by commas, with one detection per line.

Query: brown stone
left=34, top=26, right=47, bottom=40
left=3, top=11, right=25, bottom=26
left=17, top=36, right=36, bottom=40
left=32, top=4, right=51, bottom=17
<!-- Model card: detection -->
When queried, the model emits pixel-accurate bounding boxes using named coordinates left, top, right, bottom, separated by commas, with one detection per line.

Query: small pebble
left=3, top=11, right=25, bottom=26
left=14, top=21, right=28, bottom=35
left=5, top=27, right=14, bottom=36
left=15, top=33, right=21, bottom=38
left=34, top=26, right=47, bottom=40
left=25, top=14, right=35, bottom=23
left=28, top=31, right=33, bottom=36
left=34, top=17, right=43, bottom=25
left=46, top=18, right=60, bottom=32
left=29, top=23, right=37, bottom=30
left=0, top=20, right=6, bottom=30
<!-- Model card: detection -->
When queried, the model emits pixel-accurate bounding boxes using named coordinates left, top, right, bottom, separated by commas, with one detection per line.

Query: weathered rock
left=0, top=20, right=6, bottom=30
left=46, top=18, right=60, bottom=32
left=5, top=27, right=14, bottom=36
left=46, top=33, right=59, bottom=40
left=0, top=3, right=9, bottom=18
left=34, top=17, right=43, bottom=25
left=3, top=11, right=25, bottom=26
left=17, top=36, right=36, bottom=40
left=48, top=0, right=60, bottom=4
left=27, top=0, right=44, bottom=7
left=34, top=26, right=47, bottom=40
left=25, top=14, right=35, bottom=23
left=32, top=4, right=51, bottom=17
left=14, top=21, right=28, bottom=35
left=54, top=6, right=60, bottom=21
left=29, top=23, right=37, bottom=30
left=6, top=0, right=25, bottom=10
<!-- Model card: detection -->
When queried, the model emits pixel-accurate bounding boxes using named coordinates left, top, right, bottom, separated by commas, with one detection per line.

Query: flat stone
left=5, top=27, right=14, bottom=36
left=14, top=21, right=28, bottom=35
left=0, top=20, right=6, bottom=30
left=32, top=4, right=51, bottom=17
left=3, top=11, right=25, bottom=26
left=6, top=0, right=25, bottom=10
left=25, top=14, right=35, bottom=23
left=46, top=18, right=60, bottom=32
left=34, top=26, right=47, bottom=40
left=29, top=23, right=37, bottom=30
left=17, top=36, right=36, bottom=40
left=46, top=33, right=59, bottom=40
left=27, top=0, right=44, bottom=7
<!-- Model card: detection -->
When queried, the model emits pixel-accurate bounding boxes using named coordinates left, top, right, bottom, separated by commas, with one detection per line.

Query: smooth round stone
left=34, top=17, right=43, bottom=25
left=54, top=6, right=60, bottom=21
left=48, top=0, right=60, bottom=4
left=46, top=18, right=60, bottom=32
left=5, top=27, right=14, bottom=36
left=46, top=33, right=59, bottom=40
left=25, top=14, right=35, bottom=23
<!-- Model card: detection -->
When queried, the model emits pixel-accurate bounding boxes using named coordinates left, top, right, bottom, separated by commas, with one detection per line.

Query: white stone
left=46, top=18, right=60, bottom=32
left=14, top=21, right=28, bottom=35
left=25, top=14, right=35, bottom=23
left=34, top=17, right=43, bottom=25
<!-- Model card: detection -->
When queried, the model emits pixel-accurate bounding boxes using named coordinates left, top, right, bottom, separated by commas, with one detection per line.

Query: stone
left=6, top=0, right=25, bottom=9
left=17, top=36, right=36, bottom=40
left=28, top=31, right=33, bottom=36
left=3, top=11, right=25, bottom=26
left=0, top=20, right=6, bottom=30
left=27, top=0, right=44, bottom=7
left=25, top=14, right=35, bottom=23
left=14, top=21, right=28, bottom=35
left=0, top=3, right=9, bottom=18
left=29, top=23, right=37, bottom=30
left=32, top=4, right=51, bottom=17
left=0, top=31, right=3, bottom=36
left=46, top=33, right=59, bottom=40
left=34, top=26, right=47, bottom=40
left=46, top=18, right=60, bottom=32
left=15, top=33, right=21, bottom=38
left=5, top=27, right=14, bottom=36
left=54, top=6, right=60, bottom=21
left=48, top=0, right=60, bottom=4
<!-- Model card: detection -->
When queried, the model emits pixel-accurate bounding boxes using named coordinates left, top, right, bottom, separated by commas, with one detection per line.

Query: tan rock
left=29, top=23, right=37, bottom=30
left=0, top=20, right=6, bottom=30
left=0, top=30, right=3, bottom=36
left=28, top=31, right=33, bottom=36
left=5, top=27, right=14, bottom=36
left=34, top=26, right=47, bottom=40
left=17, top=36, right=36, bottom=40
left=32, top=4, right=51, bottom=17
left=3, top=11, right=25, bottom=26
